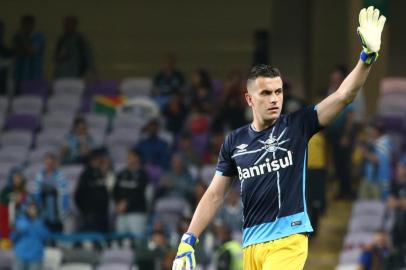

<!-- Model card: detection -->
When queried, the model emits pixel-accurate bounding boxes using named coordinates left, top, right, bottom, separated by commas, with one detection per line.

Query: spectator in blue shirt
left=32, top=152, right=70, bottom=232
left=358, top=230, right=390, bottom=270
left=359, top=120, right=393, bottom=200
left=61, top=117, right=95, bottom=164
left=11, top=201, right=50, bottom=270
left=134, top=119, right=170, bottom=169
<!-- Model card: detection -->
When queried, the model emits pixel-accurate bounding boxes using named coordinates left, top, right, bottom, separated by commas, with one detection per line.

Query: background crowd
left=0, top=13, right=405, bottom=270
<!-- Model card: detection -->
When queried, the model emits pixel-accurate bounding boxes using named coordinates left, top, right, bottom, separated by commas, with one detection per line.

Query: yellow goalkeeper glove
left=357, top=6, right=386, bottom=64
left=172, top=233, right=199, bottom=270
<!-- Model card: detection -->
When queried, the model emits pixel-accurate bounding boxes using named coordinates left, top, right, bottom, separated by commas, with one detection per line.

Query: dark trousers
left=307, top=169, right=327, bottom=236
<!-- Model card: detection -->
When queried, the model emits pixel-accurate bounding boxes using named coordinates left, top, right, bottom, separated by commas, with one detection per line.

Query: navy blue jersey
left=216, top=106, right=323, bottom=248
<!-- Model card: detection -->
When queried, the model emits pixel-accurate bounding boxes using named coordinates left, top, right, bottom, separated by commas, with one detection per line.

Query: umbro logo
left=236, top=144, right=248, bottom=153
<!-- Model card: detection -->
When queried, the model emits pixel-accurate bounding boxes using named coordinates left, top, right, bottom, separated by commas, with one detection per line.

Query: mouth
left=267, top=107, right=279, bottom=113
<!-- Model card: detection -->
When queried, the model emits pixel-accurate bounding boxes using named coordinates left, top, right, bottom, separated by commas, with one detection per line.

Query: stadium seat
left=0, top=249, right=14, bottom=269
left=100, top=248, right=134, bottom=265
left=61, top=263, right=93, bottom=270
left=343, top=232, right=374, bottom=249
left=350, top=200, right=385, bottom=218
left=44, top=247, right=63, bottom=270
left=53, top=78, right=85, bottom=97
left=335, top=263, right=359, bottom=270
left=88, top=80, right=119, bottom=96
left=42, top=113, right=74, bottom=131
left=338, top=248, right=362, bottom=265
left=47, top=96, right=81, bottom=114
left=120, top=77, right=152, bottom=97
left=0, top=146, right=29, bottom=164
left=109, top=145, right=129, bottom=166
left=113, top=115, right=146, bottom=133
left=106, top=130, right=139, bottom=149
left=85, top=113, right=109, bottom=130
left=36, top=129, right=67, bottom=149
left=154, top=196, right=192, bottom=232
left=11, top=95, right=44, bottom=115
left=0, top=130, right=33, bottom=148
left=63, top=249, right=100, bottom=265
left=0, top=96, right=9, bottom=115
left=97, top=263, right=132, bottom=270
left=21, top=80, right=49, bottom=98
left=4, top=114, right=40, bottom=132
left=200, top=164, right=217, bottom=185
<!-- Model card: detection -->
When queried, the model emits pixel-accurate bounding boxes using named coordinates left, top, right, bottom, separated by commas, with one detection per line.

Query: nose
left=269, top=93, right=277, bottom=104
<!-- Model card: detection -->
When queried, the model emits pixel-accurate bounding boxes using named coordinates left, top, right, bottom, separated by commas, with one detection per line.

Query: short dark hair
left=247, top=65, right=282, bottom=85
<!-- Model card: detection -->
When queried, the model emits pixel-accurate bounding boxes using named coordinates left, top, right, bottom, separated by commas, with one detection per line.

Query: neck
left=251, top=118, right=276, bottom=132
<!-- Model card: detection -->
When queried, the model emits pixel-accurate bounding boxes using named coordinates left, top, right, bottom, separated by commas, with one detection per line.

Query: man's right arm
left=187, top=174, right=234, bottom=237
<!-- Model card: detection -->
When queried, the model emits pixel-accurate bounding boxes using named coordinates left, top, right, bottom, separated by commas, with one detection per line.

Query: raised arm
left=173, top=174, right=234, bottom=270
left=317, top=6, right=386, bottom=126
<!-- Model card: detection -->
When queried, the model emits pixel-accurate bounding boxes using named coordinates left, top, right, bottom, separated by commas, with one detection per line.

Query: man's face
left=245, top=76, right=283, bottom=124
left=44, top=156, right=57, bottom=172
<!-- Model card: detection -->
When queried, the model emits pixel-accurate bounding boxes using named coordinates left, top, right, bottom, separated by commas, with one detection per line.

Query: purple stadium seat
left=144, top=164, right=163, bottom=185
left=21, top=80, right=49, bottom=98
left=97, top=263, right=132, bottom=270
left=192, top=133, right=209, bottom=156
left=0, top=249, right=14, bottom=269
left=4, top=114, right=40, bottom=132
left=80, top=97, right=93, bottom=113
left=87, top=80, right=119, bottom=96
left=100, top=248, right=133, bottom=265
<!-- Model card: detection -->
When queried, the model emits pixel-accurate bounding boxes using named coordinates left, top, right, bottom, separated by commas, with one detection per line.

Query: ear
left=245, top=92, right=253, bottom=107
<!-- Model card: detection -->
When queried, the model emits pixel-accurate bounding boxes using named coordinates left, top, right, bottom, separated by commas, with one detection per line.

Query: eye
left=275, top=89, right=282, bottom=95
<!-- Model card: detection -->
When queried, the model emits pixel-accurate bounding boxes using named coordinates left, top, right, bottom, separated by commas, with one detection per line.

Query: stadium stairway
left=304, top=184, right=353, bottom=270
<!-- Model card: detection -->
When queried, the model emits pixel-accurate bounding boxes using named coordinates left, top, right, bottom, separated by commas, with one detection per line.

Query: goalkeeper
left=173, top=6, right=386, bottom=270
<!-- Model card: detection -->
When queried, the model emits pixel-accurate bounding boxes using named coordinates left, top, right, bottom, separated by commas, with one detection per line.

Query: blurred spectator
left=202, top=130, right=225, bottom=165
left=325, top=65, right=355, bottom=199
left=0, top=19, right=13, bottom=95
left=100, top=152, right=115, bottom=194
left=217, top=187, right=243, bottom=234
left=136, top=229, right=171, bottom=270
left=11, top=201, right=50, bottom=270
left=134, top=119, right=170, bottom=169
left=162, top=92, right=189, bottom=135
left=113, top=149, right=148, bottom=235
left=281, top=80, right=305, bottom=114
left=0, top=169, right=27, bottom=238
left=387, top=155, right=406, bottom=251
left=12, top=15, right=45, bottom=94
left=61, top=117, right=95, bottom=164
left=212, top=222, right=243, bottom=270
left=153, top=53, right=184, bottom=106
left=75, top=148, right=109, bottom=232
left=176, top=132, right=202, bottom=167
left=358, top=120, right=393, bottom=200
left=358, top=230, right=390, bottom=270
left=155, top=153, right=194, bottom=203
left=188, top=69, right=214, bottom=113
left=307, top=130, right=327, bottom=236
left=184, top=107, right=211, bottom=137
left=32, top=153, right=70, bottom=232
left=53, top=16, right=93, bottom=79
left=192, top=181, right=208, bottom=209
left=213, top=70, right=246, bottom=131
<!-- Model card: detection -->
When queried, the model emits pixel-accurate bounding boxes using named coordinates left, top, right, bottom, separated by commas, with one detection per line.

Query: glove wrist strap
left=360, top=50, right=378, bottom=65
left=182, top=232, right=198, bottom=247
